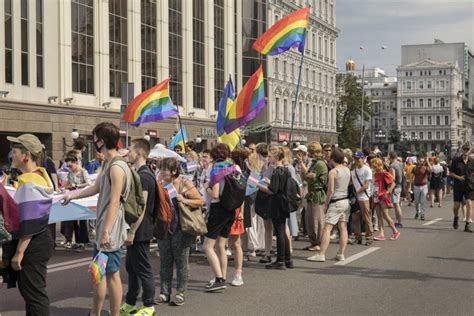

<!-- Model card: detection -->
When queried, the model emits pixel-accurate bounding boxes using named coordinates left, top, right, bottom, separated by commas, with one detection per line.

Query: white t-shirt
left=351, top=165, right=372, bottom=201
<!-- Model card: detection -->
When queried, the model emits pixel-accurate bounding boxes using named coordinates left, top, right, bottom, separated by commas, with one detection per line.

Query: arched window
left=313, top=105, right=317, bottom=125
left=325, top=107, right=328, bottom=127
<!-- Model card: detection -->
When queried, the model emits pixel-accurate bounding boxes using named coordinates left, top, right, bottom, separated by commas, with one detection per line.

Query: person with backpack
left=203, top=144, right=245, bottom=291
left=4, top=134, right=54, bottom=315
left=429, top=157, right=444, bottom=208
left=63, top=122, right=131, bottom=316
left=119, top=139, right=156, bottom=316
left=298, top=142, right=327, bottom=252
left=351, top=151, right=374, bottom=245
left=389, top=152, right=404, bottom=228
left=307, top=149, right=351, bottom=262
left=257, top=146, right=295, bottom=270
left=156, top=157, right=204, bottom=305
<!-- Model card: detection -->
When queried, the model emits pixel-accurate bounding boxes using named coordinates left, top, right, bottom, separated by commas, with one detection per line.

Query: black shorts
left=453, top=186, right=474, bottom=202
left=205, top=202, right=235, bottom=240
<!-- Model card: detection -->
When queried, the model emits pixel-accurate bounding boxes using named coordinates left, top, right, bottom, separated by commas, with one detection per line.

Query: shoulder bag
left=178, top=178, right=208, bottom=236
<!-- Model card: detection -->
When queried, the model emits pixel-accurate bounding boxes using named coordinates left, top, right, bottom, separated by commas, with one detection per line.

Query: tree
left=389, top=129, right=402, bottom=151
left=336, top=73, right=371, bottom=149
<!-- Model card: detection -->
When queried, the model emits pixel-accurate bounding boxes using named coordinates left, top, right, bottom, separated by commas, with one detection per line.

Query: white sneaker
left=329, top=233, right=337, bottom=240
left=335, top=254, right=345, bottom=261
left=226, top=249, right=232, bottom=257
left=230, top=274, right=244, bottom=287
left=205, top=278, right=215, bottom=289
left=307, top=254, right=326, bottom=262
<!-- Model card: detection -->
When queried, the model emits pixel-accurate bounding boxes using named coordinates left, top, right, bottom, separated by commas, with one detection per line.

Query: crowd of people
left=1, top=121, right=474, bottom=316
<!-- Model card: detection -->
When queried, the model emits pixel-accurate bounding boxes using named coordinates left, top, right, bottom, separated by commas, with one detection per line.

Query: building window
left=382, top=118, right=386, bottom=126
left=72, top=0, right=94, bottom=94
left=437, top=116, right=441, bottom=125
left=330, top=42, right=334, bottom=59
left=411, top=132, right=416, bottom=139
left=214, top=0, right=225, bottom=110
left=313, top=105, right=316, bottom=125
left=283, top=99, right=288, bottom=122
left=324, top=39, right=328, bottom=58
left=318, top=72, right=322, bottom=89
left=419, top=116, right=423, bottom=125
left=407, top=99, right=411, bottom=108
left=445, top=116, right=449, bottom=125
left=319, top=106, right=322, bottom=126
left=325, top=107, right=328, bottom=127
left=390, top=118, right=394, bottom=126
left=312, top=32, right=316, bottom=52
left=324, top=75, right=328, bottom=91
left=428, top=98, right=432, bottom=107
left=428, top=132, right=432, bottom=140
left=318, top=36, right=322, bottom=55
left=445, top=131, right=449, bottom=140
left=436, top=131, right=440, bottom=140
left=169, top=0, right=183, bottom=105
left=374, top=118, right=379, bottom=129
left=419, top=81, right=423, bottom=89
left=411, top=116, right=415, bottom=126
left=427, top=80, right=432, bottom=89
left=440, top=98, right=445, bottom=107
left=274, top=58, right=279, bottom=77
left=312, top=70, right=316, bottom=88
left=306, top=104, right=310, bottom=124
left=283, top=61, right=287, bottom=79
left=5, top=0, right=13, bottom=83
left=419, top=99, right=423, bottom=108
left=275, top=98, right=280, bottom=121
left=331, top=108, right=334, bottom=128
left=36, top=0, right=44, bottom=87
left=141, top=0, right=157, bottom=92
left=403, top=116, right=407, bottom=126
left=291, top=64, right=295, bottom=81
left=21, top=0, right=29, bottom=85
left=419, top=132, right=424, bottom=140
left=305, top=68, right=309, bottom=86
left=440, top=80, right=445, bottom=89
left=406, top=81, right=411, bottom=90
left=109, top=0, right=127, bottom=97
left=299, top=102, right=303, bottom=123
left=192, top=0, right=205, bottom=109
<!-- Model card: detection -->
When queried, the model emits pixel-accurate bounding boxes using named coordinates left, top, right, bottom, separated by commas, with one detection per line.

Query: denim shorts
left=391, top=186, right=402, bottom=204
left=93, top=246, right=123, bottom=274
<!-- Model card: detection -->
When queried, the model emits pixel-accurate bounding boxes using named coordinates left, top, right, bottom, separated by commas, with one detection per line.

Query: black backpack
left=282, top=170, right=302, bottom=213
left=220, top=171, right=246, bottom=212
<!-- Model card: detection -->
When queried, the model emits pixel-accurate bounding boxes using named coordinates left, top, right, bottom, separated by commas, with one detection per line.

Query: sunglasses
left=324, top=149, right=332, bottom=152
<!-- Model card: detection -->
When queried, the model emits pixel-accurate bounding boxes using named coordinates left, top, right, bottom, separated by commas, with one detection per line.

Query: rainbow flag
left=123, top=78, right=178, bottom=126
left=252, top=7, right=310, bottom=56
left=209, top=161, right=237, bottom=188
left=89, top=251, right=108, bottom=285
left=224, top=65, right=265, bottom=134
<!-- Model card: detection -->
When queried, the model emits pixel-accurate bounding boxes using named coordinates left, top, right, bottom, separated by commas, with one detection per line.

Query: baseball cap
left=7, top=134, right=45, bottom=156
left=462, top=143, right=470, bottom=150
left=293, top=145, right=308, bottom=153
left=354, top=151, right=365, bottom=159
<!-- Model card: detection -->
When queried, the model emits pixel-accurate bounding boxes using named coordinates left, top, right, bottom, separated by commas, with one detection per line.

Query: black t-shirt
left=450, top=156, right=474, bottom=189
left=134, top=165, right=157, bottom=241
left=43, top=156, right=57, bottom=190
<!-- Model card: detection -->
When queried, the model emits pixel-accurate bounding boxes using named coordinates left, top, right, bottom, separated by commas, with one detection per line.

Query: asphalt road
left=1, top=198, right=474, bottom=316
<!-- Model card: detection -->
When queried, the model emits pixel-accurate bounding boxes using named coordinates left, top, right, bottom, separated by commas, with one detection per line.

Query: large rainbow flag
left=223, top=65, right=265, bottom=134
left=123, top=78, right=178, bottom=126
left=252, top=7, right=310, bottom=56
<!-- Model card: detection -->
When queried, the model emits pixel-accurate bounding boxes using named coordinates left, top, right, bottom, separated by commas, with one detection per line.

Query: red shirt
left=414, top=166, right=429, bottom=186
left=373, top=170, right=393, bottom=205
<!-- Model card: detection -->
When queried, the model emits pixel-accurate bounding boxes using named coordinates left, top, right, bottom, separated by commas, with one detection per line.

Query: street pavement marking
left=423, top=218, right=443, bottom=226
left=334, top=247, right=380, bottom=266
left=48, top=261, right=91, bottom=273
left=48, top=257, right=91, bottom=269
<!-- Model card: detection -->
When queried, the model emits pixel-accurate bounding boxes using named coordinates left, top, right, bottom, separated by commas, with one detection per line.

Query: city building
left=397, top=59, right=468, bottom=153
left=248, top=0, right=339, bottom=145
left=0, top=0, right=337, bottom=167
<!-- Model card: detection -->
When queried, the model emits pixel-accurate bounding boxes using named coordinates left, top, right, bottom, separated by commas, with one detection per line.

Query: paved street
left=1, top=199, right=474, bottom=316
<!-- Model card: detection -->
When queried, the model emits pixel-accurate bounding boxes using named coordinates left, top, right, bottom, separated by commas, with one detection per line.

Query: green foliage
left=336, top=73, right=371, bottom=149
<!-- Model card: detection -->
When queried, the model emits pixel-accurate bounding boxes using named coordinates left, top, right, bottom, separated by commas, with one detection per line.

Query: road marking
left=334, top=247, right=380, bottom=266
left=423, top=218, right=443, bottom=226
left=48, top=257, right=91, bottom=269
left=48, top=261, right=91, bottom=273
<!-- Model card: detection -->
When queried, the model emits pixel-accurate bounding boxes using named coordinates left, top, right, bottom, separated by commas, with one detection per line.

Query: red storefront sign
left=277, top=132, right=290, bottom=142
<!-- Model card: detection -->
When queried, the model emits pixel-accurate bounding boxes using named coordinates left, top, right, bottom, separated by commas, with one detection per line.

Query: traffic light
left=444, top=144, right=449, bottom=155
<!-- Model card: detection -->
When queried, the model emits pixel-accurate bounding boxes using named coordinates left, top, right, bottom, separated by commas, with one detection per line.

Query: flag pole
left=288, top=29, right=307, bottom=148
left=170, top=76, right=186, bottom=153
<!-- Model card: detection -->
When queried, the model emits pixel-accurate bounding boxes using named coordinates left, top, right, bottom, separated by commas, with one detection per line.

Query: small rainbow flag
left=224, top=65, right=265, bottom=134
left=209, top=161, right=237, bottom=188
left=123, top=78, right=178, bottom=126
left=89, top=251, right=108, bottom=285
left=252, top=7, right=310, bottom=56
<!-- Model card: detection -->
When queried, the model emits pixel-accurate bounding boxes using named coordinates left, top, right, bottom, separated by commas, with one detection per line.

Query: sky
left=336, top=0, right=474, bottom=76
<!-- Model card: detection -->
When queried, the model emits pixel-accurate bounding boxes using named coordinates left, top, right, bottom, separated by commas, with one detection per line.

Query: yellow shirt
left=17, top=167, right=53, bottom=189
left=404, top=164, right=416, bottom=182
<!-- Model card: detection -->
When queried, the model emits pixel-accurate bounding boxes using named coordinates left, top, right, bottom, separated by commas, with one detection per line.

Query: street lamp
left=144, top=133, right=151, bottom=141
left=375, top=129, right=386, bottom=150
left=195, top=136, right=202, bottom=144
left=358, top=45, right=388, bottom=149
left=63, top=128, right=79, bottom=153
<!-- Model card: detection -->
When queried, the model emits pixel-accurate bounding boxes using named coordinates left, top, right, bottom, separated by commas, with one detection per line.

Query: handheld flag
left=252, top=7, right=310, bottom=56
left=224, top=65, right=265, bottom=134
left=89, top=251, right=108, bottom=285
left=217, top=78, right=235, bottom=136
left=245, top=171, right=262, bottom=196
left=217, top=129, right=240, bottom=151
left=168, top=126, right=187, bottom=153
left=209, top=161, right=237, bottom=188
left=123, top=78, right=178, bottom=126
left=186, top=160, right=199, bottom=173
left=164, top=183, right=178, bottom=200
